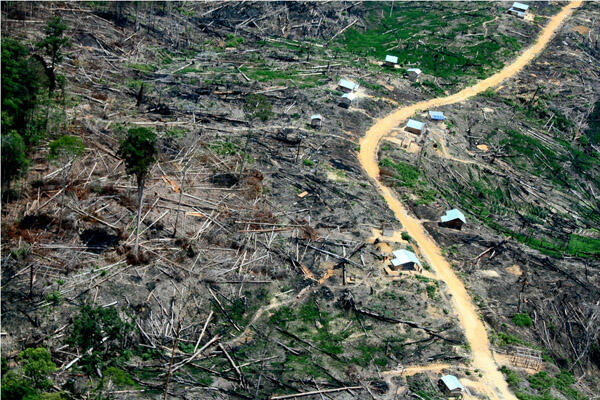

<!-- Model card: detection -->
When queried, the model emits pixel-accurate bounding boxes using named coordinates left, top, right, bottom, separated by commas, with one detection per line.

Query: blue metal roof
left=512, top=2, right=529, bottom=11
left=441, top=209, right=466, bottom=224
left=391, top=249, right=421, bottom=266
left=338, top=79, right=358, bottom=91
left=311, top=114, right=322, bottom=120
left=406, top=119, right=425, bottom=131
left=385, top=55, right=398, bottom=64
left=429, top=111, right=445, bottom=120
left=440, top=375, right=464, bottom=391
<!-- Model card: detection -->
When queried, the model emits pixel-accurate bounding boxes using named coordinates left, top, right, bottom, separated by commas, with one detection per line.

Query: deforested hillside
left=1, top=2, right=599, bottom=400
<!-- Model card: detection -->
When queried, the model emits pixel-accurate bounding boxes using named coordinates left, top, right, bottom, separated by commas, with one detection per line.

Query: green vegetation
left=351, top=342, right=387, bottom=367
left=128, top=63, right=157, bottom=73
left=496, top=331, right=524, bottom=346
left=244, top=93, right=273, bottom=121
left=118, top=127, right=157, bottom=257
left=225, top=34, right=244, bottom=48
left=567, top=234, right=600, bottom=257
left=210, top=140, right=239, bottom=156
left=303, top=159, right=314, bottom=167
left=379, top=158, right=419, bottom=187
left=48, top=135, right=85, bottom=162
left=500, top=366, right=521, bottom=388
left=45, top=290, right=63, bottom=305
left=407, top=373, right=444, bottom=400
left=67, top=305, right=134, bottom=375
left=20, top=348, right=56, bottom=389
left=426, top=284, right=437, bottom=299
left=102, top=366, right=138, bottom=388
left=512, top=313, right=533, bottom=328
left=1, top=38, right=46, bottom=144
left=1, top=18, right=71, bottom=195
left=340, top=3, right=521, bottom=83
left=1, top=347, right=60, bottom=400
left=1, top=133, right=29, bottom=190
left=37, top=17, right=69, bottom=95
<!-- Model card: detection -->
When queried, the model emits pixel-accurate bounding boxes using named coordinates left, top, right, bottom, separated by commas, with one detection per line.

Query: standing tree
left=1, top=132, right=29, bottom=195
left=48, top=135, right=85, bottom=233
left=1, top=37, right=46, bottom=146
left=36, top=16, right=69, bottom=95
left=118, top=127, right=157, bottom=258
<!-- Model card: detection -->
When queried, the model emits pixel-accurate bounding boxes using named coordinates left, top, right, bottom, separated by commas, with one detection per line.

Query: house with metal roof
left=406, top=119, right=425, bottom=135
left=338, top=92, right=355, bottom=109
left=440, top=209, right=466, bottom=230
left=385, top=55, right=398, bottom=67
left=338, top=78, right=359, bottom=93
left=407, top=68, right=422, bottom=82
left=509, top=2, right=529, bottom=18
left=438, top=375, right=464, bottom=397
left=429, top=111, right=445, bottom=121
left=390, top=249, right=421, bottom=272
left=311, top=114, right=323, bottom=128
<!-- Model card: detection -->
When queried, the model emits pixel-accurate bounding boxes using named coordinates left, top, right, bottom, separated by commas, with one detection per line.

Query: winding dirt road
left=357, top=3, right=581, bottom=400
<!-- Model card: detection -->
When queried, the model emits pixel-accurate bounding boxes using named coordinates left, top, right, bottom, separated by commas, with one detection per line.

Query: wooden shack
left=384, top=55, right=398, bottom=68
left=405, top=119, right=425, bottom=135
left=438, top=375, right=464, bottom=397
left=338, top=92, right=355, bottom=109
left=439, top=209, right=466, bottom=230
left=311, top=114, right=323, bottom=128
left=390, top=249, right=421, bottom=272
left=509, top=2, right=529, bottom=18
left=338, top=78, right=359, bottom=93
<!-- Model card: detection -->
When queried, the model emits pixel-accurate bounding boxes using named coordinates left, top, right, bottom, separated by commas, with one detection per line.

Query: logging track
left=357, top=3, right=581, bottom=400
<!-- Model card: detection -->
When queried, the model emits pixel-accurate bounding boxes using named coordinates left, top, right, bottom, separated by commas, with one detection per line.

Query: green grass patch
left=128, top=63, right=157, bottom=73
left=379, top=158, right=419, bottom=187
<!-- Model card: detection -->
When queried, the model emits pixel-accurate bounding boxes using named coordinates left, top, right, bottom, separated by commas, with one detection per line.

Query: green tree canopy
left=1, top=133, right=29, bottom=188
left=37, top=16, right=68, bottom=68
left=118, top=127, right=157, bottom=184
left=36, top=16, right=69, bottom=94
left=48, top=135, right=85, bottom=162
left=19, top=347, right=56, bottom=390
left=1, top=38, right=45, bottom=139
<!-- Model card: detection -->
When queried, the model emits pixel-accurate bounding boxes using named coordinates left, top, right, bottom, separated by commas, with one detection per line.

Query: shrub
left=67, top=305, right=133, bottom=375
left=244, top=94, right=272, bottom=122
left=512, top=313, right=533, bottom=328
left=103, top=367, right=137, bottom=388
left=45, top=291, right=63, bottom=306
left=528, top=371, right=554, bottom=392
left=302, top=159, right=314, bottom=167
left=500, top=366, right=521, bottom=388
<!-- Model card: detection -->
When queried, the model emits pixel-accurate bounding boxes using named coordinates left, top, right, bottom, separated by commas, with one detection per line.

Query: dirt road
left=357, top=3, right=581, bottom=400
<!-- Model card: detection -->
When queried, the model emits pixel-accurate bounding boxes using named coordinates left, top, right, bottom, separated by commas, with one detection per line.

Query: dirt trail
left=357, top=3, right=580, bottom=400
